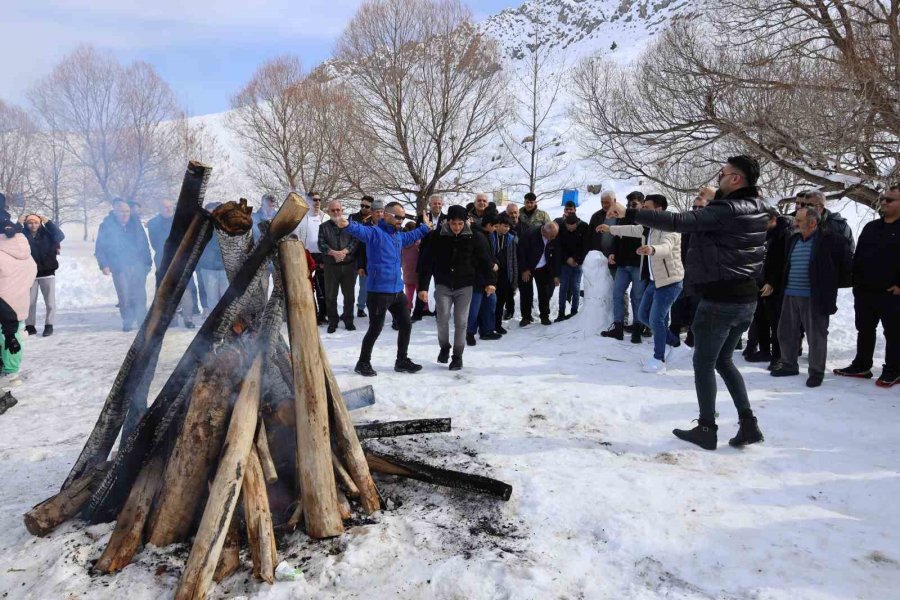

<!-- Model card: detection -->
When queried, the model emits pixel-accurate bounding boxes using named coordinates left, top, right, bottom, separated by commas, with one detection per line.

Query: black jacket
left=317, top=220, right=359, bottom=266
left=588, top=209, right=616, bottom=256
left=822, top=209, right=855, bottom=254
left=349, top=211, right=373, bottom=271
left=557, top=220, right=592, bottom=266
left=632, top=186, right=768, bottom=302
left=762, top=215, right=794, bottom=292
left=25, top=220, right=65, bottom=277
left=417, top=223, right=495, bottom=291
left=782, top=229, right=852, bottom=316
left=852, top=218, right=900, bottom=292
left=518, top=227, right=559, bottom=277
left=612, top=212, right=644, bottom=268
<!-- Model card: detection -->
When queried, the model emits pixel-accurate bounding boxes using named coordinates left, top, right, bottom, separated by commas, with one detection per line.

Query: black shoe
left=466, top=333, right=477, bottom=346
left=744, top=351, right=773, bottom=363
left=767, top=360, right=779, bottom=371
left=684, top=330, right=694, bottom=348
left=833, top=364, right=873, bottom=379
left=770, top=365, right=800, bottom=377
left=24, top=325, right=37, bottom=336
left=480, top=332, right=502, bottom=340
left=876, top=367, right=900, bottom=388
left=503, top=310, right=514, bottom=320
left=344, top=320, right=356, bottom=331
left=729, top=414, right=764, bottom=447
left=392, top=322, right=400, bottom=331
left=42, top=325, right=53, bottom=337
left=519, top=318, right=532, bottom=327
left=437, top=346, right=451, bottom=364
left=327, top=323, right=338, bottom=334
left=601, top=322, right=624, bottom=340
left=624, top=323, right=638, bottom=334
left=184, top=320, right=196, bottom=329
left=495, top=325, right=508, bottom=335
left=394, top=357, right=423, bottom=373
left=741, top=345, right=757, bottom=360
left=540, top=316, right=552, bottom=326
left=354, top=361, right=377, bottom=377
left=357, top=309, right=367, bottom=318
left=422, top=309, right=436, bottom=317
left=449, top=355, right=463, bottom=371
left=410, top=315, right=422, bottom=323
left=806, top=374, right=823, bottom=388
left=673, top=420, right=718, bottom=450
left=317, top=315, right=327, bottom=325
left=630, top=328, right=642, bottom=344
left=641, top=325, right=652, bottom=338
left=554, top=313, right=567, bottom=323
left=570, top=309, right=578, bottom=318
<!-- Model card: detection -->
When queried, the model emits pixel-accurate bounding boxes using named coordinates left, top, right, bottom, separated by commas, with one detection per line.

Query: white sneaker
left=642, top=358, right=666, bottom=374
left=0, top=372, right=22, bottom=387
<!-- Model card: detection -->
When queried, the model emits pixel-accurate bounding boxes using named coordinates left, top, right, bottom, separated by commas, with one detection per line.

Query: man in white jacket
left=600, top=194, right=684, bottom=373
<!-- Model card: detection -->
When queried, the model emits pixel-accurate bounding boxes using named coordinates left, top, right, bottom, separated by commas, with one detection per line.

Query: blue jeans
left=637, top=280, right=683, bottom=360
left=691, top=299, right=757, bottom=422
left=467, top=289, right=497, bottom=335
left=558, top=264, right=583, bottom=314
left=357, top=273, right=368, bottom=310
left=613, top=266, right=646, bottom=323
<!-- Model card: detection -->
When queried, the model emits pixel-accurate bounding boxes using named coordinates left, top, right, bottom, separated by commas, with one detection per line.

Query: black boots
left=673, top=420, right=718, bottom=450
left=449, top=355, right=463, bottom=371
left=437, top=345, right=451, bottom=364
left=601, top=322, right=624, bottom=340
left=466, top=333, right=477, bottom=346
left=833, top=364, right=873, bottom=379
left=327, top=322, right=338, bottom=334
left=25, top=325, right=37, bottom=335
left=42, top=325, right=54, bottom=337
left=354, top=361, right=377, bottom=377
left=394, top=357, right=423, bottom=373
left=630, top=327, right=642, bottom=344
left=729, top=414, right=764, bottom=447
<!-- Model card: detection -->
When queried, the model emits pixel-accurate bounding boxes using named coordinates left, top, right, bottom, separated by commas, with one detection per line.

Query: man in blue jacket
left=336, top=201, right=432, bottom=376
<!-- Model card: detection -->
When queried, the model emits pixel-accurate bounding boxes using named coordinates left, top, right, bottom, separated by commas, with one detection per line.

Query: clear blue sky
left=1, top=0, right=521, bottom=116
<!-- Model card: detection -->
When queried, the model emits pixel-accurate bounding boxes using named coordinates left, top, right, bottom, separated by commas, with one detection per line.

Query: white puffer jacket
left=608, top=224, right=684, bottom=288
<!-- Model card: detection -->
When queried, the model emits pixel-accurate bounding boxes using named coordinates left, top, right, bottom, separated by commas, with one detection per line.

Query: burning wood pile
left=21, top=161, right=511, bottom=599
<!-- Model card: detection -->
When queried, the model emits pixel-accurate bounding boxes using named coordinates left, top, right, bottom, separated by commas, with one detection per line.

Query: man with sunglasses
left=319, top=200, right=360, bottom=333
left=336, top=202, right=432, bottom=376
left=795, top=190, right=855, bottom=253
left=834, top=184, right=900, bottom=387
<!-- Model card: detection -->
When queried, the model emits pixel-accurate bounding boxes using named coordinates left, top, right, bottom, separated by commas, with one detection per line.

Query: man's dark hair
left=645, top=194, right=668, bottom=210
left=726, top=155, right=760, bottom=187
left=482, top=214, right=498, bottom=227
left=524, top=192, right=537, bottom=202
left=384, top=201, right=403, bottom=212
left=564, top=200, right=576, bottom=208
left=625, top=190, right=645, bottom=202
left=361, top=195, right=374, bottom=203
left=796, top=190, right=808, bottom=199
left=497, top=213, right=512, bottom=226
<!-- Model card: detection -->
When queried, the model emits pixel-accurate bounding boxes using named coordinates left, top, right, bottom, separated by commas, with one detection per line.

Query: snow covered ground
left=1, top=198, right=898, bottom=599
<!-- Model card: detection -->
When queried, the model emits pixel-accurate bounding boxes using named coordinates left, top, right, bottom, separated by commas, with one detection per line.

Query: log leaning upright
left=279, top=239, right=344, bottom=539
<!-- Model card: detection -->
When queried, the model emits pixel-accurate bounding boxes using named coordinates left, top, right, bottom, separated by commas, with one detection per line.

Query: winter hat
left=447, top=205, right=468, bottom=221
left=482, top=213, right=498, bottom=227
left=727, top=155, right=760, bottom=187
left=371, top=199, right=385, bottom=211
left=565, top=213, right=579, bottom=225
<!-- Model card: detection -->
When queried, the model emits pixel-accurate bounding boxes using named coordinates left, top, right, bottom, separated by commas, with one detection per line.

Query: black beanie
left=447, top=205, right=468, bottom=221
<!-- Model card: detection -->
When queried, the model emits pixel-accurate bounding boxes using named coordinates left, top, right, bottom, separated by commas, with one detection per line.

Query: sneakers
left=495, top=325, right=508, bottom=335
left=437, top=345, right=451, bottom=364
left=24, top=325, right=37, bottom=335
left=876, top=367, right=900, bottom=388
left=466, top=333, right=477, bottom=346
left=673, top=420, right=718, bottom=450
left=600, top=322, right=624, bottom=340
left=449, top=355, right=463, bottom=371
left=728, top=414, right=764, bottom=447
left=806, top=373, right=824, bottom=388
left=0, top=372, right=22, bottom=388
left=327, top=323, right=338, bottom=334
left=42, top=325, right=54, bottom=337
left=519, top=318, right=532, bottom=327
left=480, top=332, right=502, bottom=341
left=354, top=361, right=377, bottom=377
left=394, top=357, right=423, bottom=374
left=770, top=364, right=800, bottom=377
left=833, top=364, right=873, bottom=379
left=642, top=358, right=666, bottom=374
left=357, top=309, right=367, bottom=318
left=540, top=316, right=552, bottom=326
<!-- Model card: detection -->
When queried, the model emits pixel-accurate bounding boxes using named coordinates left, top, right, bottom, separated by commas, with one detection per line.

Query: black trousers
left=360, top=292, right=412, bottom=363
left=324, top=262, right=357, bottom=324
left=494, top=277, right=514, bottom=324
left=852, top=288, right=900, bottom=370
left=311, top=253, right=326, bottom=318
left=519, top=267, right=553, bottom=320
left=746, top=294, right=782, bottom=358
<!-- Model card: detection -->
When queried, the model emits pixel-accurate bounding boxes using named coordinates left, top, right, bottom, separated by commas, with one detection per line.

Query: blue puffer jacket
left=346, top=219, right=430, bottom=293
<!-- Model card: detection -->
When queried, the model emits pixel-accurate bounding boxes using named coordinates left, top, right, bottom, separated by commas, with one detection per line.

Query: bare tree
left=27, top=126, right=81, bottom=225
left=336, top=0, right=510, bottom=211
left=572, top=0, right=900, bottom=207
left=0, top=100, right=36, bottom=213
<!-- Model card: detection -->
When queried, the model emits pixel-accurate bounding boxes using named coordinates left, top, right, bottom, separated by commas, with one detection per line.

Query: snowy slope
left=1, top=197, right=896, bottom=600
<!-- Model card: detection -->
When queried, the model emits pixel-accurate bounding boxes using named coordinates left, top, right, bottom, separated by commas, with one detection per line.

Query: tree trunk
left=279, top=239, right=343, bottom=539
left=94, top=454, right=165, bottom=573
left=174, top=354, right=263, bottom=600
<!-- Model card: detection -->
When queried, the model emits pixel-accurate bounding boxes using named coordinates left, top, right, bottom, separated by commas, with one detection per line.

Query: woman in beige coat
left=604, top=194, right=684, bottom=373
left=0, top=218, right=38, bottom=385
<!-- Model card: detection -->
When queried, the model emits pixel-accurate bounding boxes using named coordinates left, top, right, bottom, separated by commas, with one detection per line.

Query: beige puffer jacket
left=608, top=224, right=684, bottom=288
left=0, top=233, right=38, bottom=320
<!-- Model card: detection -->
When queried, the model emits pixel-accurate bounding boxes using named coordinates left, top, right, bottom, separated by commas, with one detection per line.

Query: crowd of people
left=0, top=155, right=896, bottom=451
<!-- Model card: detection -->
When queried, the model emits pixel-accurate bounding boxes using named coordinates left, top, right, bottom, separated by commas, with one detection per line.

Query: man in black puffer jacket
left=23, top=214, right=65, bottom=337
left=417, top=204, right=496, bottom=370
left=612, top=155, right=768, bottom=450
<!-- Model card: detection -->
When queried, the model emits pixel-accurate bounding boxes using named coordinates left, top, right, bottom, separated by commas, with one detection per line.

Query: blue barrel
left=562, top=189, right=579, bottom=207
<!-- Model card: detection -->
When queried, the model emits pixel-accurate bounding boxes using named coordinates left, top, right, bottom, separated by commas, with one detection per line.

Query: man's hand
left=608, top=254, right=616, bottom=266
left=760, top=283, right=774, bottom=297
left=566, top=257, right=576, bottom=267
left=492, top=263, right=499, bottom=272
left=485, top=285, right=496, bottom=296
left=636, top=245, right=655, bottom=256
left=553, top=277, right=560, bottom=287
left=888, top=285, right=900, bottom=296
left=335, top=216, right=349, bottom=229
left=596, top=223, right=611, bottom=234
left=418, top=290, right=428, bottom=302
left=330, top=249, right=347, bottom=262
left=357, top=268, right=366, bottom=276
left=422, top=210, right=433, bottom=230
left=607, top=202, right=627, bottom=219
left=102, top=267, right=111, bottom=276
left=522, top=270, right=531, bottom=283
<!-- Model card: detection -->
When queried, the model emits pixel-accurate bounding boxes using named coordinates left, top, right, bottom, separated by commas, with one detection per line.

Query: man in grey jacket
left=319, top=200, right=360, bottom=333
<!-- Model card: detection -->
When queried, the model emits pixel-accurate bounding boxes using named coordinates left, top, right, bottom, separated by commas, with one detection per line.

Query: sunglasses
left=312, top=198, right=321, bottom=203
left=360, top=204, right=371, bottom=209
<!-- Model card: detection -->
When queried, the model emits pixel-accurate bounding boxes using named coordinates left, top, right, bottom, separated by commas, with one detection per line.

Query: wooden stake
left=242, top=447, right=276, bottom=583
left=279, top=239, right=343, bottom=539
left=255, top=422, right=278, bottom=485
left=23, top=463, right=109, bottom=537
left=365, top=451, right=513, bottom=501
left=147, top=347, right=244, bottom=548
left=332, top=452, right=359, bottom=498
left=174, top=354, right=263, bottom=600
left=95, top=454, right=165, bottom=573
